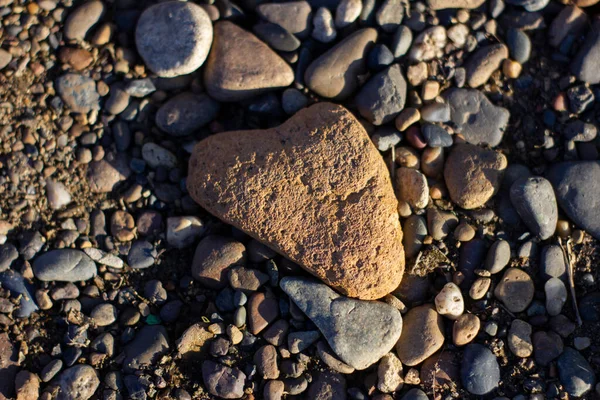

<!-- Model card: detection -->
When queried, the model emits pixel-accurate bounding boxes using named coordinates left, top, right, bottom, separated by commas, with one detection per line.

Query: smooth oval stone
left=420, top=102, right=450, bottom=122
left=402, top=215, right=427, bottom=259
left=540, top=244, right=566, bottom=281
left=427, top=0, right=485, bottom=9
left=155, top=92, right=220, bottom=136
left=494, top=268, right=534, bottom=312
left=392, top=25, right=413, bottom=58
left=355, top=64, right=407, bottom=125
left=506, top=28, right=531, bottom=63
left=256, top=1, right=312, bottom=39
left=421, top=123, right=453, bottom=147
left=64, top=1, right=105, bottom=41
left=135, top=1, right=213, bottom=77
left=202, top=360, right=246, bottom=399
left=509, top=177, right=557, bottom=240
left=557, top=347, right=596, bottom=397
left=128, top=240, right=157, bottom=269
left=401, top=388, right=429, bottom=400
left=368, top=44, right=394, bottom=71
left=253, top=22, right=301, bottom=52
left=396, top=304, right=444, bottom=366
left=545, top=277, right=567, bottom=316
left=305, top=28, right=377, bottom=100
left=464, top=44, right=508, bottom=88
left=461, top=344, right=500, bottom=395
left=32, top=250, right=97, bottom=282
left=0, top=270, right=38, bottom=318
left=485, top=240, right=510, bottom=274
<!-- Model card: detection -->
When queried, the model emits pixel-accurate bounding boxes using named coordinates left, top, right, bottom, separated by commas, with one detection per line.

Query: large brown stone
left=444, top=143, right=507, bottom=209
left=204, top=21, right=294, bottom=102
left=188, top=102, right=404, bottom=300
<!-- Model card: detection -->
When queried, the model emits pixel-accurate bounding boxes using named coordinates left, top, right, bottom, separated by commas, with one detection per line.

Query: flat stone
left=202, top=360, right=246, bottom=399
left=557, top=347, right=596, bottom=397
left=281, top=277, right=403, bottom=370
left=253, top=22, right=301, bottom=52
left=0, top=270, right=38, bottom=318
left=510, top=177, right=557, bottom=240
left=571, top=18, right=600, bottom=84
left=204, top=21, right=294, bottom=101
left=247, top=292, right=279, bottom=335
left=191, top=235, right=246, bottom=290
left=444, top=144, right=507, bottom=209
left=421, top=123, right=452, bottom=147
left=288, top=330, right=320, bottom=353
left=506, top=28, right=531, bottom=63
left=64, top=1, right=105, bottom=41
left=55, top=365, right=99, bottom=400
left=316, top=341, right=355, bottom=374
left=485, top=240, right=510, bottom=274
left=427, top=208, right=458, bottom=240
left=547, top=161, right=600, bottom=239
left=427, top=0, right=485, bottom=9
left=188, top=103, right=404, bottom=300
left=464, top=44, right=508, bottom=88
left=256, top=1, right=312, bottom=38
left=254, top=345, right=279, bottom=379
left=32, top=249, right=97, bottom=282
left=461, top=344, right=500, bottom=395
left=508, top=319, right=533, bottom=357
left=402, top=215, right=427, bottom=259
left=355, top=64, right=407, bottom=125
left=0, top=332, right=18, bottom=399
left=155, top=92, right=219, bottom=136
left=135, top=1, right=212, bottom=77
left=305, top=28, right=377, bottom=100
left=56, top=74, right=100, bottom=113
left=396, top=304, right=444, bottom=366
left=494, top=268, right=534, bottom=312
left=442, top=88, right=510, bottom=147
left=123, top=325, right=169, bottom=373
left=229, top=267, right=269, bottom=293
left=87, top=153, right=131, bottom=193
left=58, top=47, right=93, bottom=71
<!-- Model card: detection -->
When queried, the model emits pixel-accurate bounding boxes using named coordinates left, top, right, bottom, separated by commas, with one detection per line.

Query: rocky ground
left=0, top=0, right=600, bottom=399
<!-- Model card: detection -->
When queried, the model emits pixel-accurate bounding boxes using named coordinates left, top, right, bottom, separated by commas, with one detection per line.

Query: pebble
left=409, top=26, right=446, bottom=62
left=355, top=64, right=407, bottom=125
left=0, top=243, right=18, bottom=272
left=55, top=365, right=99, bottom=400
left=0, top=49, right=12, bottom=70
left=0, top=270, right=38, bottom=317
left=91, top=303, right=117, bottom=326
left=166, top=216, right=205, bottom=249
left=202, top=360, right=246, bottom=399
left=574, top=336, right=591, bottom=350
left=247, top=292, right=279, bottom=335
left=316, top=341, right=355, bottom=374
left=460, top=344, right=500, bottom=395
left=396, top=304, right=444, bottom=366
left=435, top=282, right=464, bottom=320
left=87, top=153, right=131, bottom=193
left=264, top=380, right=285, bottom=400
left=545, top=277, right=567, bottom=316
left=392, top=25, right=413, bottom=58
left=376, top=0, right=404, bottom=33
left=281, top=88, right=308, bottom=115
left=136, top=1, right=212, bottom=77
left=402, top=215, right=427, bottom=259
left=204, top=21, right=294, bottom=101
left=128, top=240, right=156, bottom=269
left=104, top=88, right=130, bottom=115
left=377, top=352, right=404, bottom=393
left=335, top=0, right=362, bottom=28
left=558, top=347, right=596, bottom=397
left=427, top=208, right=458, bottom=240
left=510, top=177, right=557, bottom=240
left=142, top=143, right=177, bottom=170
left=469, top=277, right=491, bottom=300
left=420, top=102, right=450, bottom=123
left=312, top=7, right=337, bottom=43
left=155, top=93, right=219, bottom=136
left=508, top=319, right=533, bottom=357
left=254, top=345, right=279, bottom=379
left=571, top=19, right=600, bottom=84
left=110, top=210, right=135, bottom=242
left=288, top=330, right=320, bottom=353
left=401, top=388, right=428, bottom=400
left=506, top=28, right=531, bottom=63
left=64, top=1, right=105, bottom=41
left=421, top=146, right=444, bottom=178
left=45, top=180, right=71, bottom=210
left=464, top=44, right=508, bottom=88
left=58, top=47, right=93, bottom=71
left=191, top=235, right=246, bottom=290
left=395, top=108, right=420, bottom=131
left=123, top=325, right=169, bottom=372
left=41, top=359, right=63, bottom=382
left=15, top=371, right=39, bottom=400
left=263, top=320, right=289, bottom=346
left=55, top=74, right=100, bottom=113
left=427, top=0, right=485, bottom=9
left=447, top=23, right=469, bottom=47
left=442, top=88, right=510, bottom=147
left=305, top=28, right=377, bottom=100
left=421, top=123, right=452, bottom=147
left=282, top=277, right=402, bottom=370
left=444, top=144, right=507, bottom=209
left=396, top=167, right=429, bottom=209
left=548, top=5, right=588, bottom=48
left=307, top=371, right=345, bottom=399
left=256, top=1, right=312, bottom=39
left=253, top=23, right=301, bottom=52
left=453, top=313, right=480, bottom=346
left=32, top=249, right=96, bottom=282
left=548, top=161, right=600, bottom=240
left=533, top=331, right=564, bottom=366
left=494, top=268, right=534, bottom=312
left=485, top=240, right=510, bottom=274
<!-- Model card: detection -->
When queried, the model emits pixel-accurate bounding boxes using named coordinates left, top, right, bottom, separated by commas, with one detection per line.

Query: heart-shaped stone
left=187, top=102, right=404, bottom=299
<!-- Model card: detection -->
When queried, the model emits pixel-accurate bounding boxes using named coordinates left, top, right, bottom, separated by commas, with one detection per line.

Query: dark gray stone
left=32, top=249, right=97, bottom=282
left=0, top=243, right=18, bottom=272
left=461, top=344, right=500, bottom=395
left=540, top=245, right=566, bottom=281
left=421, top=123, right=453, bottom=147
left=128, top=240, right=157, bottom=269
left=557, top=347, right=596, bottom=398
left=391, top=25, right=413, bottom=58
left=401, top=388, right=429, bottom=400
left=123, top=325, right=169, bottom=373
left=307, top=371, right=346, bottom=400
left=253, top=22, right=301, bottom=52
left=509, top=177, right=557, bottom=240
left=0, top=270, right=38, bottom=317
left=202, top=360, right=246, bottom=399
left=547, top=161, right=600, bottom=240
left=505, top=0, right=549, bottom=11
left=506, top=27, right=531, bottom=63
left=355, top=63, right=407, bottom=125
left=571, top=19, right=600, bottom=85
left=442, top=88, right=509, bottom=147
left=564, top=120, right=597, bottom=142
left=155, top=92, right=219, bottom=136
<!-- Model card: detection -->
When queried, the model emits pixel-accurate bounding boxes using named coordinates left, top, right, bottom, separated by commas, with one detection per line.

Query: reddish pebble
left=553, top=93, right=568, bottom=112
left=405, top=125, right=427, bottom=149
left=247, top=292, right=279, bottom=335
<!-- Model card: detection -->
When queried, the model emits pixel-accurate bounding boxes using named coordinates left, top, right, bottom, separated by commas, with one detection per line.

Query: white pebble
left=435, top=282, right=464, bottom=320
left=408, top=26, right=447, bottom=62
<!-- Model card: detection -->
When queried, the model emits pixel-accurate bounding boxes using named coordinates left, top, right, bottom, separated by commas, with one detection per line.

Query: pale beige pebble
left=188, top=103, right=404, bottom=300
left=573, top=229, right=585, bottom=244
left=421, top=147, right=444, bottom=178
left=63, top=0, right=105, bottom=41
left=36, top=289, right=53, bottom=310
left=398, top=200, right=412, bottom=218
left=454, top=221, right=475, bottom=242
left=421, top=80, right=440, bottom=101
left=208, top=323, right=224, bottom=335
left=396, top=304, right=445, bottom=366
left=377, top=352, right=404, bottom=393
left=556, top=219, right=571, bottom=237
left=508, top=319, right=533, bottom=358
left=452, top=313, right=480, bottom=346
left=227, top=325, right=244, bottom=345
left=447, top=23, right=469, bottom=47
left=427, top=0, right=485, bottom=10
left=110, top=210, right=135, bottom=242
left=15, top=370, right=40, bottom=400
left=429, top=181, right=447, bottom=199
left=469, top=277, right=491, bottom=300
left=484, top=19, right=497, bottom=35
left=335, top=0, right=362, bottom=28
left=456, top=9, right=469, bottom=23
left=91, top=22, right=113, bottom=45
left=502, top=59, right=522, bottom=79
left=465, top=43, right=508, bottom=88
left=404, top=368, right=420, bottom=385
left=494, top=268, right=534, bottom=312
left=383, top=294, right=408, bottom=313
left=395, top=108, right=420, bottom=131
left=395, top=146, right=420, bottom=169
left=176, top=323, right=214, bottom=358
left=434, top=282, right=464, bottom=320
left=408, top=26, right=447, bottom=62
left=166, top=216, right=205, bottom=249
left=396, top=167, right=429, bottom=210
left=407, top=62, right=428, bottom=86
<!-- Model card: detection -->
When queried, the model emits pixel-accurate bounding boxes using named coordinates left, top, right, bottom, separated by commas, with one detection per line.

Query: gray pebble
left=33, top=249, right=97, bottom=282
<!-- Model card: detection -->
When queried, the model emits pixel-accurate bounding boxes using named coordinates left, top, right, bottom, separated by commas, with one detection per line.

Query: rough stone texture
left=135, top=1, right=213, bottom=77
left=395, top=304, right=444, bottom=366
left=571, top=18, right=600, bottom=85
left=307, top=371, right=347, bottom=400
left=257, top=1, right=312, bottom=38
left=56, top=74, right=100, bottom=113
left=281, top=277, right=403, bottom=370
left=188, top=103, right=404, bottom=300
left=509, top=177, right=557, bottom=240
left=305, top=28, right=377, bottom=100
left=15, top=371, right=39, bottom=400
left=122, top=325, right=169, bottom=373
left=355, top=64, right=407, bottom=125
left=155, top=92, right=220, bottom=136
left=547, top=161, right=600, bottom=239
left=464, top=44, right=508, bottom=88
left=444, top=144, right=507, bottom=209
left=508, top=319, right=533, bottom=358
left=396, top=167, right=428, bottom=209
left=55, top=365, right=100, bottom=400
left=494, top=268, right=534, bottom=312
left=442, top=88, right=510, bottom=147
left=176, top=323, right=214, bottom=358
left=427, top=0, right=485, bottom=9
left=204, top=21, right=294, bottom=101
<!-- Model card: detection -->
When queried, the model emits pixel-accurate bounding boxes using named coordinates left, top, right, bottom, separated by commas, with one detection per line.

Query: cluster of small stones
left=0, top=0, right=599, bottom=399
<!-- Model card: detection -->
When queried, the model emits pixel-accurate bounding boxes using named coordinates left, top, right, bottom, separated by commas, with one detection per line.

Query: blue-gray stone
left=253, top=22, right=301, bottom=52
left=547, top=161, right=600, bottom=240
left=566, top=86, right=595, bottom=115
left=125, top=78, right=156, bottom=98
left=155, top=92, right=220, bottom=136
left=461, top=344, right=500, bottom=395
left=421, top=123, right=453, bottom=147
left=159, top=300, right=183, bottom=323
left=557, top=347, right=596, bottom=397
left=32, top=249, right=97, bottom=282
left=368, top=44, right=395, bottom=72
left=564, top=120, right=597, bottom=142
left=123, top=325, right=169, bottom=373
left=391, top=25, right=413, bottom=58
left=401, top=388, right=428, bottom=400
left=0, top=269, right=38, bottom=318
left=128, top=240, right=156, bottom=269
left=571, top=19, right=600, bottom=85
left=540, top=245, right=566, bottom=281
left=355, top=63, right=407, bottom=126
left=506, top=28, right=531, bottom=63
left=580, top=292, right=600, bottom=322
left=0, top=243, right=18, bottom=272
left=509, top=177, right=557, bottom=240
